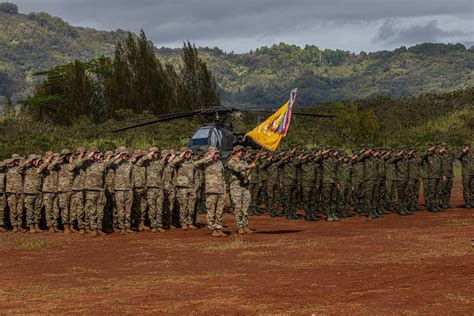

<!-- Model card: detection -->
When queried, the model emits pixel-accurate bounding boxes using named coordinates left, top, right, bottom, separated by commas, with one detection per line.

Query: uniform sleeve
left=227, top=159, right=246, bottom=173
left=194, top=157, right=211, bottom=169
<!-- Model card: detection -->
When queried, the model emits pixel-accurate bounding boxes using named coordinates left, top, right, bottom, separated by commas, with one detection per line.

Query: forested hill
left=1, top=2, right=474, bottom=106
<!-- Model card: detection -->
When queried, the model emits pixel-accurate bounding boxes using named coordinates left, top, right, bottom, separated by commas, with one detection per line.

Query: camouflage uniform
left=256, top=155, right=271, bottom=213
left=38, top=155, right=58, bottom=229
left=374, top=154, right=386, bottom=216
left=104, top=155, right=116, bottom=230
left=336, top=158, right=352, bottom=218
left=407, top=155, right=421, bottom=211
left=227, top=154, right=251, bottom=229
left=247, top=155, right=260, bottom=215
left=18, top=158, right=42, bottom=226
left=69, top=155, right=88, bottom=228
left=266, top=156, right=282, bottom=216
left=280, top=155, right=299, bottom=219
left=6, top=156, right=24, bottom=228
left=363, top=154, right=380, bottom=219
left=395, top=154, right=410, bottom=215
left=439, top=150, right=454, bottom=208
left=172, top=151, right=196, bottom=227
left=113, top=157, right=133, bottom=230
left=458, top=147, right=474, bottom=208
left=54, top=153, right=74, bottom=229
left=321, top=153, right=339, bottom=221
left=139, top=152, right=165, bottom=229
left=300, top=156, right=318, bottom=220
left=132, top=153, right=148, bottom=229
left=420, top=150, right=442, bottom=211
left=194, top=149, right=226, bottom=231
left=0, top=161, right=6, bottom=229
left=351, top=152, right=365, bottom=213
left=384, top=154, right=398, bottom=211
left=162, top=155, right=177, bottom=227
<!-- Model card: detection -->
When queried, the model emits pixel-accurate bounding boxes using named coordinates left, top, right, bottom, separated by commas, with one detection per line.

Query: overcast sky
left=12, top=0, right=474, bottom=53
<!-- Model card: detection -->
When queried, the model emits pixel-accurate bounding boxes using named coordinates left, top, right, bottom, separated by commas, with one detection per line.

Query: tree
left=2, top=91, right=15, bottom=116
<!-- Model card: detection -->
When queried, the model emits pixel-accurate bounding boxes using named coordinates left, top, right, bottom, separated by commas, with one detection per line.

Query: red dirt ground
left=1, top=180, right=473, bottom=315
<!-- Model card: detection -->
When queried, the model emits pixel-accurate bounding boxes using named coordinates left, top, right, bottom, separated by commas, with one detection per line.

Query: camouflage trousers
left=281, top=184, right=297, bottom=214
left=337, top=184, right=352, bottom=213
left=7, top=193, right=23, bottom=227
left=116, top=190, right=133, bottom=229
left=205, top=193, right=225, bottom=231
left=163, top=188, right=176, bottom=226
left=147, top=187, right=164, bottom=228
left=230, top=182, right=250, bottom=229
left=85, top=191, right=106, bottom=230
left=352, top=180, right=364, bottom=211
left=176, top=187, right=196, bottom=226
left=407, top=179, right=420, bottom=210
left=385, top=180, right=398, bottom=211
left=438, top=177, right=453, bottom=208
left=71, top=191, right=85, bottom=228
left=133, top=188, right=147, bottom=225
left=363, top=180, right=378, bottom=212
left=374, top=180, right=385, bottom=211
left=266, top=183, right=280, bottom=211
left=321, top=183, right=337, bottom=213
left=462, top=176, right=474, bottom=207
left=24, top=194, right=42, bottom=225
left=55, top=192, right=73, bottom=226
left=0, top=192, right=6, bottom=226
left=104, top=189, right=117, bottom=229
left=257, top=180, right=268, bottom=209
left=248, top=183, right=259, bottom=209
left=302, top=186, right=315, bottom=214
left=422, top=178, right=439, bottom=209
left=396, top=181, right=410, bottom=211
left=43, top=192, right=57, bottom=228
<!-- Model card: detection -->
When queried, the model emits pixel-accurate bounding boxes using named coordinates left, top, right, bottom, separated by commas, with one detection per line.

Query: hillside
left=1, top=3, right=474, bottom=106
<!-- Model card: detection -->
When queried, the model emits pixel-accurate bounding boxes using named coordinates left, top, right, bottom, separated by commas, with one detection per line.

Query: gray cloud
left=12, top=0, right=474, bottom=52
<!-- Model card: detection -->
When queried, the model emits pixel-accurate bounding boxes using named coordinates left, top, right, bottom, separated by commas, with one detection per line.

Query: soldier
left=458, top=143, right=473, bottom=208
left=351, top=147, right=366, bottom=214
left=139, top=147, right=166, bottom=233
left=0, top=159, right=7, bottom=232
left=37, top=152, right=58, bottom=232
left=439, top=144, right=454, bottom=209
left=6, top=154, right=24, bottom=232
left=384, top=149, right=398, bottom=212
left=395, top=148, right=411, bottom=216
left=227, top=145, right=256, bottom=234
left=266, top=153, right=282, bottom=217
left=321, top=148, right=340, bottom=221
left=70, top=148, right=88, bottom=233
left=84, top=149, right=115, bottom=236
left=407, top=149, right=421, bottom=211
left=300, top=151, right=318, bottom=221
left=337, top=154, right=353, bottom=219
left=104, top=151, right=116, bottom=232
left=247, top=151, right=260, bottom=216
left=172, top=147, right=198, bottom=231
left=53, top=149, right=75, bottom=233
left=18, top=154, right=43, bottom=233
left=420, top=145, right=442, bottom=211
left=256, top=151, right=269, bottom=214
left=162, top=150, right=177, bottom=228
left=113, top=147, right=134, bottom=234
left=194, top=146, right=226, bottom=237
left=361, top=147, right=381, bottom=219
left=131, top=150, right=148, bottom=231
left=279, top=148, right=299, bottom=220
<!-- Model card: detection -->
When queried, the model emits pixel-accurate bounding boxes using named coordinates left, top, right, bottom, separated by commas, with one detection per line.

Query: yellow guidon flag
left=244, top=89, right=297, bottom=151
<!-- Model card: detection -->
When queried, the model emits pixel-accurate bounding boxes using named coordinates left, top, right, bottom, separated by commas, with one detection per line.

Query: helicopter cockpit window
left=190, top=127, right=211, bottom=146
left=209, top=128, right=223, bottom=147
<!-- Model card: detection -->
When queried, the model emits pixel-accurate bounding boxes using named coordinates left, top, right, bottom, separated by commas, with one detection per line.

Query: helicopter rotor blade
left=111, top=110, right=201, bottom=133
left=250, top=110, right=335, bottom=118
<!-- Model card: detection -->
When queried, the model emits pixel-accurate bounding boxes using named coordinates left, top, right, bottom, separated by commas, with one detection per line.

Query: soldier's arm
left=17, top=162, right=27, bottom=174
left=38, top=160, right=51, bottom=174
left=47, top=159, right=61, bottom=171
left=193, top=157, right=211, bottom=169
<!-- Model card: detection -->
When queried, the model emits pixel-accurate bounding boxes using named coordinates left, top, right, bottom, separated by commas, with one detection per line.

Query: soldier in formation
left=0, top=143, right=472, bottom=235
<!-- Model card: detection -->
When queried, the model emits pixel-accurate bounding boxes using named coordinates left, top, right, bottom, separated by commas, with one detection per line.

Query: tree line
left=20, top=30, right=220, bottom=125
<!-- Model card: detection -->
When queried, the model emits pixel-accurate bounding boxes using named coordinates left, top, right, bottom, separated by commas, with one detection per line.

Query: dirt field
left=1, top=181, right=473, bottom=315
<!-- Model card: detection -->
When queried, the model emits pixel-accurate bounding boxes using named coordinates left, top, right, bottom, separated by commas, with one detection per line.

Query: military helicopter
left=107, top=105, right=336, bottom=153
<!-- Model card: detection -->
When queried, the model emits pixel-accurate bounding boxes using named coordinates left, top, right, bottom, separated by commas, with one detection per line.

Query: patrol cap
left=148, top=147, right=159, bottom=153
left=104, top=151, right=114, bottom=156
left=117, top=146, right=129, bottom=155
left=180, top=146, right=192, bottom=153
left=161, top=149, right=170, bottom=156
left=53, top=153, right=60, bottom=158
left=60, top=149, right=71, bottom=156
left=11, top=154, right=21, bottom=160
left=88, top=147, right=100, bottom=154
left=26, top=154, right=37, bottom=162
left=232, top=145, right=245, bottom=153
left=44, top=151, right=54, bottom=157
left=207, top=146, right=219, bottom=154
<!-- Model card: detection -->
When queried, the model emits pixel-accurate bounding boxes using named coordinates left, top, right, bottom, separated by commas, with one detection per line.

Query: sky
left=12, top=0, right=474, bottom=53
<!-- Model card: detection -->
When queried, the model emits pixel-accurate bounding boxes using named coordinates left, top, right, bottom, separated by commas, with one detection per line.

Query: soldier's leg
left=469, top=176, right=474, bottom=208
left=205, top=193, right=217, bottom=231
left=248, top=184, right=257, bottom=215
left=139, top=189, right=148, bottom=227
left=215, top=194, right=225, bottom=231
left=85, top=191, right=97, bottom=230
left=7, top=194, right=18, bottom=228
left=124, top=190, right=133, bottom=230
left=321, top=184, right=333, bottom=221
left=230, top=184, right=245, bottom=230
left=445, top=178, right=453, bottom=208
left=303, top=186, right=314, bottom=220
left=147, top=188, right=158, bottom=229
left=176, top=188, right=187, bottom=227
left=97, top=191, right=106, bottom=232
left=364, top=180, right=377, bottom=219
left=73, top=191, right=86, bottom=229
left=188, top=190, right=197, bottom=226
left=111, top=193, right=118, bottom=229
left=434, top=178, right=443, bottom=210
left=241, top=188, right=251, bottom=228
left=115, top=191, right=125, bottom=230
left=344, top=185, right=353, bottom=217
left=24, top=195, right=36, bottom=230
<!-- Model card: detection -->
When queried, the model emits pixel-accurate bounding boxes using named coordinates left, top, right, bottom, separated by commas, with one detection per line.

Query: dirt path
left=0, top=183, right=473, bottom=314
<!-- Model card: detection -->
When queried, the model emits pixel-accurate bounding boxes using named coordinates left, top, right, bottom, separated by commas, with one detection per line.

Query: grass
left=204, top=236, right=249, bottom=251
left=17, top=239, right=55, bottom=249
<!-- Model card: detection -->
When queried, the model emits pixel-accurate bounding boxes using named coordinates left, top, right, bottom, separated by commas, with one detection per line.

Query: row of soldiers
left=0, top=143, right=473, bottom=236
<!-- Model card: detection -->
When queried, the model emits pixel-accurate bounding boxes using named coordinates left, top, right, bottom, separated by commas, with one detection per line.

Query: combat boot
left=0, top=226, right=6, bottom=232
left=243, top=226, right=254, bottom=234
left=211, top=230, right=220, bottom=237
left=12, top=225, right=18, bottom=233
left=64, top=225, right=71, bottom=234
left=48, top=226, right=56, bottom=233
left=90, top=229, right=98, bottom=237
left=29, top=224, right=37, bottom=234
left=151, top=228, right=157, bottom=233
left=85, top=227, right=91, bottom=234
left=237, top=228, right=246, bottom=235
left=217, top=230, right=227, bottom=237
left=157, top=227, right=167, bottom=233
left=125, top=228, right=135, bottom=234
left=69, top=225, right=78, bottom=233
left=79, top=228, right=85, bottom=235
left=188, top=224, right=198, bottom=230
left=325, top=212, right=334, bottom=222
left=138, top=223, right=145, bottom=232
left=269, top=209, right=278, bottom=217
left=35, top=224, right=42, bottom=233
left=98, top=230, right=106, bottom=236
left=120, top=228, right=126, bottom=234
left=181, top=224, right=188, bottom=231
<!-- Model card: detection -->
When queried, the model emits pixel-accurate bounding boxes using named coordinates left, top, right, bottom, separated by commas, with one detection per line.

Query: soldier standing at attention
left=439, top=144, right=454, bottom=209
left=300, top=151, right=318, bottom=221
left=194, top=146, right=226, bottom=237
left=131, top=150, right=148, bottom=231
left=172, top=147, right=198, bottom=231
left=139, top=147, right=166, bottom=233
left=247, top=151, right=260, bottom=216
left=84, top=150, right=115, bottom=236
left=53, top=149, right=76, bottom=233
left=228, top=145, right=256, bottom=234
left=0, top=159, right=7, bottom=232
left=458, top=144, right=473, bottom=208
left=420, top=145, right=442, bottom=212
left=351, top=147, right=366, bottom=214
left=337, top=154, right=353, bottom=219
left=6, top=154, right=24, bottom=232
left=38, top=152, right=58, bottom=232
left=69, top=148, right=89, bottom=233
left=162, top=150, right=177, bottom=228
left=321, top=148, right=340, bottom=221
left=19, top=154, right=43, bottom=233
left=266, top=153, right=282, bottom=217
left=104, top=151, right=116, bottom=232
left=384, top=149, right=397, bottom=212
left=407, top=149, right=421, bottom=211
left=279, top=148, right=299, bottom=220
left=361, top=147, right=380, bottom=219
left=113, top=147, right=134, bottom=234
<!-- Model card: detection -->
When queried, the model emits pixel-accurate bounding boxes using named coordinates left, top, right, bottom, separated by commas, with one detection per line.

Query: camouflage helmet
left=26, top=154, right=37, bottom=162
left=148, top=147, right=159, bottom=153
left=60, top=149, right=71, bottom=156
left=232, top=145, right=245, bottom=153
left=161, top=149, right=170, bottom=157
left=180, top=146, right=192, bottom=153
left=104, top=151, right=114, bottom=157
left=117, top=146, right=129, bottom=154
left=11, top=154, right=21, bottom=160
left=207, top=146, right=219, bottom=154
